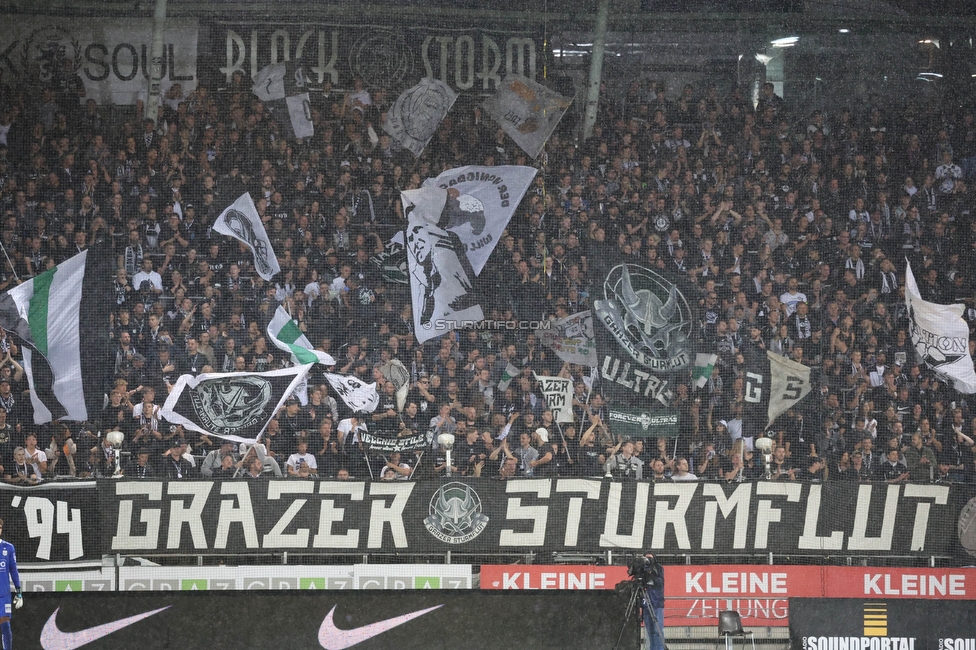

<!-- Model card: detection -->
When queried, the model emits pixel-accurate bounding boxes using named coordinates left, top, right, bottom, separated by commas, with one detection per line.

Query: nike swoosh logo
left=41, top=606, right=170, bottom=650
left=318, top=604, right=442, bottom=649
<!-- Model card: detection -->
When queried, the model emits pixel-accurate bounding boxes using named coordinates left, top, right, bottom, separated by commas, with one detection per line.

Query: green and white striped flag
left=267, top=306, right=336, bottom=366
left=497, top=362, right=521, bottom=392
left=692, top=352, right=717, bottom=389
left=0, top=250, right=109, bottom=423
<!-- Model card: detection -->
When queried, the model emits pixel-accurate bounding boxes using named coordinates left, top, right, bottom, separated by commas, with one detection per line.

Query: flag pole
left=0, top=239, right=19, bottom=282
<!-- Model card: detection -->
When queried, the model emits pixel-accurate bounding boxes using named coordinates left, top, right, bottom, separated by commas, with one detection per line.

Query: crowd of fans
left=0, top=64, right=974, bottom=486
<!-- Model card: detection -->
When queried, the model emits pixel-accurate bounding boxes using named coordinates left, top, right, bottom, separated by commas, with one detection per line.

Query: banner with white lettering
left=99, top=479, right=973, bottom=558
left=482, top=74, right=573, bottom=158
left=741, top=351, right=813, bottom=436
left=539, top=310, right=597, bottom=367
left=213, top=24, right=540, bottom=93
left=534, top=373, right=574, bottom=423
left=325, top=372, right=380, bottom=413
left=422, top=165, right=537, bottom=275
left=0, top=482, right=98, bottom=562
left=0, top=18, right=198, bottom=105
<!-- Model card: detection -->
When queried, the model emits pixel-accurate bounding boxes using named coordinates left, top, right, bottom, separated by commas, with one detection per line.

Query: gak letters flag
left=161, top=365, right=312, bottom=443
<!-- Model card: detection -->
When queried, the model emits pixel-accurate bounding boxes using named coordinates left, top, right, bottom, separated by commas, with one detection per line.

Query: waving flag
left=213, top=193, right=280, bottom=281
left=325, top=373, right=380, bottom=413
left=161, top=365, right=312, bottom=443
left=497, top=362, right=521, bottom=392
left=0, top=249, right=112, bottom=424
left=423, top=165, right=537, bottom=275
left=267, top=306, right=335, bottom=366
left=906, top=261, right=976, bottom=393
left=483, top=74, right=572, bottom=158
left=383, top=77, right=457, bottom=157
left=403, top=186, right=483, bottom=344
left=539, top=310, right=597, bottom=367
left=252, top=60, right=314, bottom=140
left=741, top=351, right=813, bottom=436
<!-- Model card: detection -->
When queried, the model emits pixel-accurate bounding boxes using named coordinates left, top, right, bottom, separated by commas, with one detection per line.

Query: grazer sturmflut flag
left=213, top=192, right=281, bottom=281
left=741, top=351, right=813, bottom=436
left=0, top=249, right=111, bottom=424
left=905, top=260, right=976, bottom=393
left=161, top=365, right=312, bottom=443
left=592, top=262, right=699, bottom=410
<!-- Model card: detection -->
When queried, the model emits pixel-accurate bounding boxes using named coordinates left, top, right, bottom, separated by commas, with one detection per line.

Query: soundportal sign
left=94, top=479, right=972, bottom=558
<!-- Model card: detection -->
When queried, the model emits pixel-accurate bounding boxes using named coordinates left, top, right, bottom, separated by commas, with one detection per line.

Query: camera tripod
left=612, top=579, right=668, bottom=650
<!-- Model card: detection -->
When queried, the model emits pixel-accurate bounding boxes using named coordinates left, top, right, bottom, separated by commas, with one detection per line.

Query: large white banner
left=906, top=262, right=976, bottom=393
left=403, top=186, right=484, bottom=344
left=0, top=18, right=198, bottom=105
left=383, top=77, right=457, bottom=157
left=534, top=373, right=574, bottom=423
left=482, top=74, right=572, bottom=159
left=423, top=165, right=537, bottom=275
left=539, top=310, right=597, bottom=367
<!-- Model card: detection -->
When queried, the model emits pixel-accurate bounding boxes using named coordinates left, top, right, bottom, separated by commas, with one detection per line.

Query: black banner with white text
left=95, top=479, right=975, bottom=559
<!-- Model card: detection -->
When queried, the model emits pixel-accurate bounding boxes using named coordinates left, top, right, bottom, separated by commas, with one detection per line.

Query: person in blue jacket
left=0, top=518, right=22, bottom=650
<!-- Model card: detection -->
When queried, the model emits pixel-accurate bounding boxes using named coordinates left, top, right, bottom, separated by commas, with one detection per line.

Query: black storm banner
left=210, top=24, right=541, bottom=92
left=14, top=590, right=631, bottom=649
left=98, top=479, right=974, bottom=559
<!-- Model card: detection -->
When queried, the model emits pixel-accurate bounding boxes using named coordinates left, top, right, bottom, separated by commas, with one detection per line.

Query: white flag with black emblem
left=325, top=373, right=380, bottom=413
left=383, top=77, right=457, bottom=157
left=160, top=365, right=312, bottom=443
left=403, top=186, right=484, bottom=344
left=482, top=74, right=573, bottom=159
left=422, top=165, right=537, bottom=275
left=539, top=310, right=597, bottom=367
left=906, top=261, right=976, bottom=393
left=212, top=192, right=281, bottom=281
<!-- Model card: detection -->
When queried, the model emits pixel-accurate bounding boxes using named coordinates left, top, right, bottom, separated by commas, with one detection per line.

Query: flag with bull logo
left=592, top=263, right=699, bottom=410
left=160, top=365, right=312, bottom=443
left=482, top=74, right=573, bottom=158
left=382, top=77, right=457, bottom=157
left=252, top=59, right=314, bottom=140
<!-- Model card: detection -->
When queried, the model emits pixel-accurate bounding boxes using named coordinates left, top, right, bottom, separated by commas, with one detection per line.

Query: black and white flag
left=422, top=165, right=537, bottom=275
left=534, top=373, right=574, bottom=423
left=370, top=231, right=409, bottom=284
left=403, top=186, right=484, bottom=344
left=593, top=263, right=698, bottom=409
left=325, top=373, right=380, bottom=413
left=906, top=261, right=976, bottom=393
left=252, top=60, right=314, bottom=140
left=741, top=351, right=813, bottom=436
left=382, top=77, right=457, bottom=157
left=482, top=74, right=572, bottom=159
left=161, top=365, right=312, bottom=443
left=212, top=193, right=280, bottom=281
